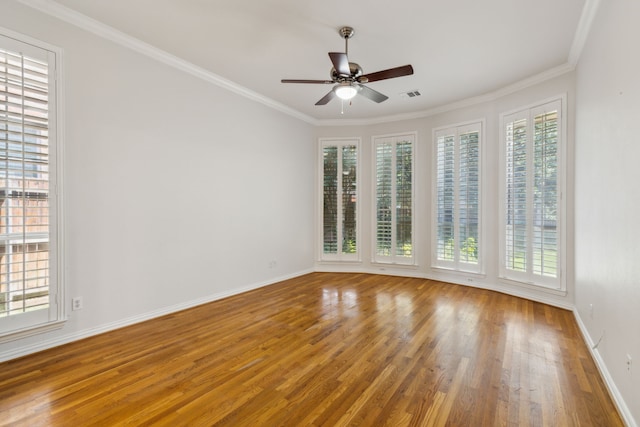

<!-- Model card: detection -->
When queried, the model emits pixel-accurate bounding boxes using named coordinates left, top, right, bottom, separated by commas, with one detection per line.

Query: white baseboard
left=573, top=310, right=637, bottom=427
left=0, top=268, right=314, bottom=363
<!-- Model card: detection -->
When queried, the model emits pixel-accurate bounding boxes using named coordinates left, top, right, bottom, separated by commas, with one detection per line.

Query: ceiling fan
left=281, top=27, right=414, bottom=106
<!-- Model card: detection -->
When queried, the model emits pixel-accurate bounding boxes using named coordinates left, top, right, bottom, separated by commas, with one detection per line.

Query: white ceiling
left=49, top=0, right=587, bottom=122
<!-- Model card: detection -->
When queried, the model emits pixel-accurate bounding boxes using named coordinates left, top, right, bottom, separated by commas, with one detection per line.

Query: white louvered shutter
left=374, top=134, right=414, bottom=264
left=320, top=139, right=359, bottom=261
left=433, top=123, right=481, bottom=272
left=501, top=99, right=562, bottom=289
left=0, top=33, right=60, bottom=335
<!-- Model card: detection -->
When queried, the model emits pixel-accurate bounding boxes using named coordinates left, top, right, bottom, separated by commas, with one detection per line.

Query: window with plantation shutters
left=433, top=122, right=482, bottom=273
left=320, top=138, right=359, bottom=261
left=0, top=31, right=63, bottom=340
left=374, top=133, right=415, bottom=265
left=500, top=98, right=564, bottom=290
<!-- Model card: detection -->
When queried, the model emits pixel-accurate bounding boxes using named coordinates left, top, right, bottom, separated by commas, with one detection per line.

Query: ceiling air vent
left=400, top=90, right=421, bottom=99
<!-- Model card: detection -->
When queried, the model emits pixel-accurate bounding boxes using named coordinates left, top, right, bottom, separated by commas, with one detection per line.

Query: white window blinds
left=433, top=122, right=481, bottom=272
left=0, top=32, right=62, bottom=338
left=374, top=133, right=415, bottom=265
left=500, top=98, right=563, bottom=289
left=320, top=139, right=358, bottom=261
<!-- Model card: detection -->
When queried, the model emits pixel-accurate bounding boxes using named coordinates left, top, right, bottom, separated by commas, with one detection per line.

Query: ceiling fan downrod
left=339, top=27, right=354, bottom=56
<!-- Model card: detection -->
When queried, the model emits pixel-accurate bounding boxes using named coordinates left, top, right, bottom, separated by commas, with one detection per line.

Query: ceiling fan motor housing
left=331, top=62, right=363, bottom=82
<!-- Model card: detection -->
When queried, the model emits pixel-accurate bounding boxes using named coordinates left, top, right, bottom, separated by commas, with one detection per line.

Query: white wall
left=574, top=0, right=640, bottom=424
left=315, top=72, right=576, bottom=309
left=1, top=2, right=636, bottom=423
left=0, top=2, right=315, bottom=360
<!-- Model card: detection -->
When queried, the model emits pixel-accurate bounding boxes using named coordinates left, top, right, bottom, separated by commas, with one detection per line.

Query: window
left=374, top=133, right=415, bottom=265
left=500, top=98, right=564, bottom=290
left=433, top=122, right=482, bottom=273
left=320, top=138, right=359, bottom=261
left=0, top=30, right=63, bottom=340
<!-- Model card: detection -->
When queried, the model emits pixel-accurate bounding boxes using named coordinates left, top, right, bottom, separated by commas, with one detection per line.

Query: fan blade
left=360, top=64, right=414, bottom=83
left=358, top=84, right=388, bottom=103
left=281, top=79, right=334, bottom=84
left=329, top=52, right=350, bottom=77
left=315, top=89, right=336, bottom=105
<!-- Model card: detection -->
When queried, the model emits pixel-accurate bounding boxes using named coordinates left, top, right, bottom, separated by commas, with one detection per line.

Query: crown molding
left=16, top=0, right=318, bottom=125
left=568, top=0, right=601, bottom=67
left=17, top=0, right=592, bottom=128
left=317, top=62, right=576, bottom=127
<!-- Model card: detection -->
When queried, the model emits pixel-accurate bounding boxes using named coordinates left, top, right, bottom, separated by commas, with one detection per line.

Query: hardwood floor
left=0, top=273, right=623, bottom=426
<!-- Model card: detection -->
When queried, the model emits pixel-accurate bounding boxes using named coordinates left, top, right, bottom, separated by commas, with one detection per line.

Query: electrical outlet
left=627, top=354, right=632, bottom=373
left=72, top=297, right=83, bottom=311
left=268, top=260, right=277, bottom=269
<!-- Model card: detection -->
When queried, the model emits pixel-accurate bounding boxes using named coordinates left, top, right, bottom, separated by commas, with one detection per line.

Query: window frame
left=498, top=95, right=566, bottom=292
left=372, top=132, right=416, bottom=266
left=318, top=137, right=361, bottom=262
left=432, top=120, right=483, bottom=274
left=0, top=27, right=65, bottom=343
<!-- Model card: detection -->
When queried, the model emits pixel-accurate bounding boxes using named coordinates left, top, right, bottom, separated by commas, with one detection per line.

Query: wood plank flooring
left=0, top=273, right=623, bottom=426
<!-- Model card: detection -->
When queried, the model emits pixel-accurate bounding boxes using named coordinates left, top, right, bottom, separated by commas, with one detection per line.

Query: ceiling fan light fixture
left=334, top=83, right=358, bottom=100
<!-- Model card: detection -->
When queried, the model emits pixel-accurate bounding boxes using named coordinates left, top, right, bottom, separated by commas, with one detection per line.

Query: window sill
left=431, top=266, right=486, bottom=279
left=371, top=261, right=418, bottom=269
left=498, top=276, right=567, bottom=296
left=0, top=319, right=67, bottom=344
left=318, top=258, right=362, bottom=264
